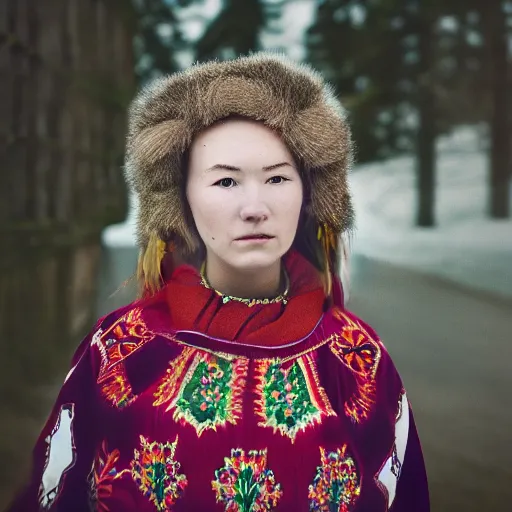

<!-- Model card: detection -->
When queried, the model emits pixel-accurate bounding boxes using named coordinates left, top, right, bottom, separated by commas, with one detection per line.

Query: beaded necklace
left=199, top=262, right=290, bottom=307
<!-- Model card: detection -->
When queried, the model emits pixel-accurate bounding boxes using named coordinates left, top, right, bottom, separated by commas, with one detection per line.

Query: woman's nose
left=240, top=201, right=270, bottom=222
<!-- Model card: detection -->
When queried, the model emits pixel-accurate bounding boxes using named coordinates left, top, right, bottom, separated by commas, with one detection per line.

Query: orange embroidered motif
left=254, top=354, right=336, bottom=443
left=92, top=308, right=154, bottom=408
left=100, top=366, right=136, bottom=409
left=153, top=347, right=196, bottom=409
left=88, top=441, right=121, bottom=512
left=93, top=308, right=154, bottom=384
left=329, top=309, right=382, bottom=423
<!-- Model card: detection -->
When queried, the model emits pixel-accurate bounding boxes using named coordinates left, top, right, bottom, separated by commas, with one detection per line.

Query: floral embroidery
left=88, top=441, right=121, bottom=512
left=153, top=348, right=248, bottom=436
left=309, top=445, right=361, bottom=511
left=254, top=354, right=335, bottom=442
left=119, top=435, right=187, bottom=511
left=212, top=448, right=282, bottom=511
left=329, top=309, right=381, bottom=423
left=100, top=367, right=136, bottom=409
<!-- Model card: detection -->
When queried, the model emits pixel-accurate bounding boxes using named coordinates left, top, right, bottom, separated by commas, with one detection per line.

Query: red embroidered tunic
left=8, top=253, right=429, bottom=512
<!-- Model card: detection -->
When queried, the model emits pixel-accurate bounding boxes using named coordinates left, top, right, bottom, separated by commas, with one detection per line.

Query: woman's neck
left=204, top=256, right=283, bottom=299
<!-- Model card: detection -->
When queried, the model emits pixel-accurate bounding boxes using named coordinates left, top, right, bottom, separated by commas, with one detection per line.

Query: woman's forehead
left=188, top=118, right=297, bottom=172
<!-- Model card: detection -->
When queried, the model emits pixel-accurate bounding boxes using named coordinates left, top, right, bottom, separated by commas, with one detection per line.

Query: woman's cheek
left=201, top=201, right=228, bottom=236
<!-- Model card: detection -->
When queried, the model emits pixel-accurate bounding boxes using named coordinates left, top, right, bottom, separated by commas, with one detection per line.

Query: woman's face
left=186, top=118, right=303, bottom=272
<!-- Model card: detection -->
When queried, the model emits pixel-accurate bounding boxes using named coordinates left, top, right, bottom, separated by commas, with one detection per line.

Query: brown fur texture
left=124, top=52, right=355, bottom=252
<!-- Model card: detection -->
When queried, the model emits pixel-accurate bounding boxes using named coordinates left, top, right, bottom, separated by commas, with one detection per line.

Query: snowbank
left=350, top=126, right=512, bottom=298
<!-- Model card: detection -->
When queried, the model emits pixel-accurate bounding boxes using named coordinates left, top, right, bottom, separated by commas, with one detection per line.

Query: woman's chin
left=225, top=252, right=282, bottom=273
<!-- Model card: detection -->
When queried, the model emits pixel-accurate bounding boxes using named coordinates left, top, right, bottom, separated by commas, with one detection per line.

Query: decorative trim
left=375, top=390, right=410, bottom=510
left=38, top=404, right=77, bottom=510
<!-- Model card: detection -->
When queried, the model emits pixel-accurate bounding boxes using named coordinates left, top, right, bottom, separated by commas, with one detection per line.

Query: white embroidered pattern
left=375, top=391, right=410, bottom=509
left=39, top=404, right=77, bottom=509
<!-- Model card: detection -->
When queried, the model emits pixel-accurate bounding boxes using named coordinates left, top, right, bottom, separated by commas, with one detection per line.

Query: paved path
left=349, top=255, right=512, bottom=512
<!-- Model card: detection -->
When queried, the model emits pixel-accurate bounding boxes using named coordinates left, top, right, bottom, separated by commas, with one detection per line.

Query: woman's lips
left=235, top=235, right=274, bottom=243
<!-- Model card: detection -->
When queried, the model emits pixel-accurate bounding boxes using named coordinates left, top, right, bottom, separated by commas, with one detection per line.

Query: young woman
left=8, top=53, right=429, bottom=512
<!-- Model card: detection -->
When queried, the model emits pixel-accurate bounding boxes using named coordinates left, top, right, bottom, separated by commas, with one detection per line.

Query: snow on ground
left=350, top=125, right=512, bottom=298
left=103, top=194, right=138, bottom=248
left=103, top=126, right=512, bottom=299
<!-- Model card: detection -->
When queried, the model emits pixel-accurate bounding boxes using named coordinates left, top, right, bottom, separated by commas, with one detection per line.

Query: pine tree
left=194, top=0, right=284, bottom=62
left=307, top=0, right=488, bottom=226
left=133, top=0, right=189, bottom=82
left=307, top=0, right=422, bottom=164
left=308, top=0, right=510, bottom=224
left=308, top=1, right=375, bottom=163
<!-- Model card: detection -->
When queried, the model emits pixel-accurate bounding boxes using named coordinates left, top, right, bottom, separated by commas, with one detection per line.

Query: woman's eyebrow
left=206, top=164, right=241, bottom=172
left=262, top=162, right=294, bottom=171
left=206, top=162, right=293, bottom=172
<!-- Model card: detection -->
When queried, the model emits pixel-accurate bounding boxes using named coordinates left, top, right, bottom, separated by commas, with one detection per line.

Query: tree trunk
left=416, top=15, right=437, bottom=227
left=0, top=0, right=135, bottom=507
left=485, top=1, right=510, bottom=218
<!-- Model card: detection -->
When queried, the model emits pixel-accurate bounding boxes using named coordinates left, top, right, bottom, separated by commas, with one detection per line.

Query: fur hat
left=124, top=52, right=355, bottom=253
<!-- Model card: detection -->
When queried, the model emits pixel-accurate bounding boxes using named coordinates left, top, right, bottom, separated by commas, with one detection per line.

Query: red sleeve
left=6, top=327, right=101, bottom=512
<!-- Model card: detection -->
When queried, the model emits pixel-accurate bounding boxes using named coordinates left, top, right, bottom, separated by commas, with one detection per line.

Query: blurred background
left=0, top=0, right=511, bottom=510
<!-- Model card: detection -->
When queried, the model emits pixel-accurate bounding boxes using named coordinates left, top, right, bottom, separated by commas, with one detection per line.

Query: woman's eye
left=215, top=177, right=236, bottom=188
left=267, top=176, right=289, bottom=184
